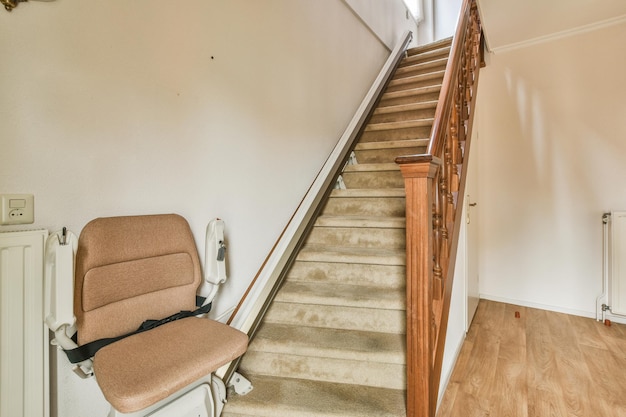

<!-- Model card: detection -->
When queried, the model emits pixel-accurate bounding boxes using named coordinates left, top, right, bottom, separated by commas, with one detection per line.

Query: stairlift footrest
left=228, top=372, right=253, bottom=396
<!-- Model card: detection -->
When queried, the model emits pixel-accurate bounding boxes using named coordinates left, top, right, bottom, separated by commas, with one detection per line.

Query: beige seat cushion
left=93, top=317, right=248, bottom=414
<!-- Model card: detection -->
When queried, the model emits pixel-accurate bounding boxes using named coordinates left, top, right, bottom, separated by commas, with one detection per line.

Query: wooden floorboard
left=437, top=300, right=626, bottom=417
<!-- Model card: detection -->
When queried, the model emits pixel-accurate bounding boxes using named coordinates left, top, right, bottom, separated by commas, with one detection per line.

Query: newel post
left=397, top=156, right=441, bottom=417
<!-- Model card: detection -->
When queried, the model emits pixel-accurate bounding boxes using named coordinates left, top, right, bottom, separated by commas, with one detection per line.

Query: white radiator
left=610, top=212, right=626, bottom=317
left=0, top=230, right=49, bottom=417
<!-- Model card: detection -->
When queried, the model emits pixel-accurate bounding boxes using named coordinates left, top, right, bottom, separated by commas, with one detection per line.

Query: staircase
left=222, top=38, right=452, bottom=417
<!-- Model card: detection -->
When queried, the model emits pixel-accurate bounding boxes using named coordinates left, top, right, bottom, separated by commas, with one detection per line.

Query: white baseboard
left=478, top=293, right=596, bottom=319
left=603, top=312, right=626, bottom=325
left=479, top=293, right=626, bottom=325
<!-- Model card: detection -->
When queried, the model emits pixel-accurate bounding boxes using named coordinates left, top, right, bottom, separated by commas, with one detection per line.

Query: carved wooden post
left=397, top=156, right=441, bottom=417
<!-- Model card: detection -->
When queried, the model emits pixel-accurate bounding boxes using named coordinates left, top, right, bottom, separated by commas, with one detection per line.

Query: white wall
left=438, top=97, right=483, bottom=402
left=417, top=0, right=462, bottom=44
left=476, top=22, right=626, bottom=317
left=439, top=210, right=468, bottom=400
left=344, top=0, right=419, bottom=48
left=0, top=1, right=410, bottom=415
left=434, top=0, right=463, bottom=40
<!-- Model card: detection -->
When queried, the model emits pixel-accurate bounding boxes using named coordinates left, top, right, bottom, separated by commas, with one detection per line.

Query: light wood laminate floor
left=437, top=300, right=626, bottom=417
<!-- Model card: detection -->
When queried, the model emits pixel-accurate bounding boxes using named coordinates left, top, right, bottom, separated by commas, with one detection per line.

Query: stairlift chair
left=44, top=214, right=248, bottom=417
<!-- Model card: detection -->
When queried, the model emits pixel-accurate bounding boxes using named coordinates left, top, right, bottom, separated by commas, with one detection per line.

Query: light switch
left=10, top=199, right=26, bottom=208
left=1, top=194, right=34, bottom=225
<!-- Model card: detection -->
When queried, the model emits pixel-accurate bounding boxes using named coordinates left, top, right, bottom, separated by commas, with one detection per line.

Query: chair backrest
left=74, top=214, right=201, bottom=345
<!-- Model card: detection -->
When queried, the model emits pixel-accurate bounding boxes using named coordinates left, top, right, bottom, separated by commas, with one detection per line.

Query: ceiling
left=476, top=0, right=626, bottom=52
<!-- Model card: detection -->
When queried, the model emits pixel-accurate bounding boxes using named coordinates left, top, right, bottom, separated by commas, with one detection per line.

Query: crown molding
left=490, top=13, right=626, bottom=54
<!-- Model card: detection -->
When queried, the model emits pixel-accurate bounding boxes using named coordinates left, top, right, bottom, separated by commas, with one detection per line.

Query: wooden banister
left=395, top=1, right=482, bottom=416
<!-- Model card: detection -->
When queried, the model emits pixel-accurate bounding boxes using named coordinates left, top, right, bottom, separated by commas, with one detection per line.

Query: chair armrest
left=45, top=229, right=93, bottom=378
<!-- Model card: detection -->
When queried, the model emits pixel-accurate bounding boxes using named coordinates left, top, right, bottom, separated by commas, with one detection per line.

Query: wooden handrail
left=395, top=0, right=482, bottom=416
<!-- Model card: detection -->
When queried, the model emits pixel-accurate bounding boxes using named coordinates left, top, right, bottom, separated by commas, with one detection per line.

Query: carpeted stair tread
left=264, top=301, right=405, bottom=333
left=406, top=37, right=453, bottom=56
left=355, top=138, right=429, bottom=150
left=297, top=244, right=406, bottom=265
left=380, top=84, right=442, bottom=102
left=322, top=189, right=406, bottom=217
left=286, top=261, right=405, bottom=288
left=341, top=167, right=404, bottom=189
left=364, top=118, right=434, bottom=132
left=369, top=101, right=438, bottom=124
left=393, top=57, right=448, bottom=79
left=343, top=162, right=400, bottom=172
left=275, top=281, right=405, bottom=310
left=222, top=376, right=406, bottom=417
left=239, top=351, right=405, bottom=389
left=386, top=70, right=445, bottom=90
left=353, top=140, right=429, bottom=164
left=373, top=100, right=438, bottom=116
left=329, top=188, right=405, bottom=197
left=400, top=46, right=451, bottom=66
left=314, top=215, right=405, bottom=228
left=304, top=224, right=405, bottom=249
left=248, top=323, right=405, bottom=364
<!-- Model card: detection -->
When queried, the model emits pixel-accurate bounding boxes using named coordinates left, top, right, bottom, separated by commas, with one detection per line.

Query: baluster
left=432, top=170, right=442, bottom=299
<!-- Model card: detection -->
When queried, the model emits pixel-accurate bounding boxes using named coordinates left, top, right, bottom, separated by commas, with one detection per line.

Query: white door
left=465, top=131, right=479, bottom=331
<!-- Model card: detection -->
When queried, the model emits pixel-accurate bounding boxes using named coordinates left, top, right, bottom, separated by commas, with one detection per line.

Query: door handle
left=467, top=202, right=476, bottom=224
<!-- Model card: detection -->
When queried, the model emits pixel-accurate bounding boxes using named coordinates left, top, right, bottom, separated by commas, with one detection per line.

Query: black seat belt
left=64, top=302, right=212, bottom=364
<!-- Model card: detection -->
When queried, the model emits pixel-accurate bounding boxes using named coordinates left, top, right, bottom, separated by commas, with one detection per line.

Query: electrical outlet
left=1, top=194, right=34, bottom=225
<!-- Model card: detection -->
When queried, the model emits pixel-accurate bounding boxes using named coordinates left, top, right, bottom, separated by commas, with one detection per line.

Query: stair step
left=297, top=245, right=405, bottom=266
left=365, top=118, right=433, bottom=132
left=355, top=139, right=429, bottom=150
left=373, top=100, right=438, bottom=116
left=286, top=259, right=405, bottom=288
left=329, top=188, right=405, bottom=197
left=406, top=37, right=453, bottom=56
left=360, top=126, right=432, bottom=143
left=276, top=281, right=405, bottom=310
left=239, top=351, right=405, bottom=389
left=340, top=173, right=404, bottom=190
left=304, top=223, right=405, bottom=249
left=322, top=189, right=406, bottom=217
left=400, top=46, right=451, bottom=66
left=393, top=57, right=448, bottom=79
left=222, top=376, right=406, bottom=417
left=385, top=70, right=445, bottom=92
left=353, top=139, right=428, bottom=164
left=341, top=165, right=404, bottom=189
left=381, top=84, right=442, bottom=101
left=248, top=323, right=405, bottom=364
left=370, top=100, right=438, bottom=123
left=379, top=84, right=441, bottom=107
left=264, top=300, right=405, bottom=333
left=343, top=162, right=400, bottom=172
left=314, top=215, right=405, bottom=228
